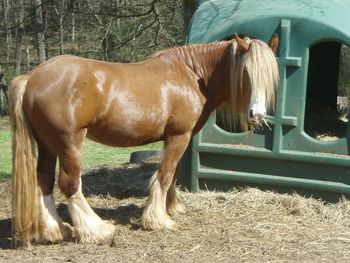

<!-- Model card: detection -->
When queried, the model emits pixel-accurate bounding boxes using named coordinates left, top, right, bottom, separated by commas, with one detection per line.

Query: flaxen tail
left=9, top=75, right=39, bottom=246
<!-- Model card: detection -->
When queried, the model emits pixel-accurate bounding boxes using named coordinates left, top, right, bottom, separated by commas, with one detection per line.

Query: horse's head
left=234, top=34, right=279, bottom=126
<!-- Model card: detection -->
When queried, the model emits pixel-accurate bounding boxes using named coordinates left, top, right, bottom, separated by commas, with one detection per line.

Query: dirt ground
left=2, top=160, right=350, bottom=262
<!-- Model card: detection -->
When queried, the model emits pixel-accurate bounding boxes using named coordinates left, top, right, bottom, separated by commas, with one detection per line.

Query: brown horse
left=10, top=34, right=279, bottom=245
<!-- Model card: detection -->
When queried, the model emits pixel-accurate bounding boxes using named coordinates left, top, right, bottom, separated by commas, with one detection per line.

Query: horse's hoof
left=60, top=222, right=74, bottom=239
left=142, top=215, right=176, bottom=231
left=33, top=221, right=73, bottom=244
left=167, top=203, right=186, bottom=216
left=75, top=220, right=116, bottom=244
left=163, top=217, right=176, bottom=230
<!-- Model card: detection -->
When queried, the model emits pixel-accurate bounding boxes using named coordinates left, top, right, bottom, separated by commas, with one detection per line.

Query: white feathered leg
left=37, top=194, right=73, bottom=243
left=166, top=183, right=186, bottom=216
left=142, top=173, right=176, bottom=230
left=142, top=133, right=191, bottom=231
left=67, top=183, right=115, bottom=243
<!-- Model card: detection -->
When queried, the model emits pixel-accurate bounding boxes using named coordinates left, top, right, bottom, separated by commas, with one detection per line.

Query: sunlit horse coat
left=10, top=34, right=279, bottom=245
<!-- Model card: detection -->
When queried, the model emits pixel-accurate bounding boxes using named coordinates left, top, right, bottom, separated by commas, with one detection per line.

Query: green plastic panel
left=178, top=0, right=350, bottom=200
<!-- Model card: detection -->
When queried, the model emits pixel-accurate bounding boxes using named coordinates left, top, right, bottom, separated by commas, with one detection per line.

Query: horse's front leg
left=142, top=133, right=191, bottom=230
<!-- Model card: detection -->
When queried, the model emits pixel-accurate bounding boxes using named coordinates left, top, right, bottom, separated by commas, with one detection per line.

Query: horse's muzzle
left=248, top=109, right=265, bottom=125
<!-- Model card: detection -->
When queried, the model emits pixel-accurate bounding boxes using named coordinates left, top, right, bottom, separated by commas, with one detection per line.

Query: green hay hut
left=178, top=0, right=350, bottom=200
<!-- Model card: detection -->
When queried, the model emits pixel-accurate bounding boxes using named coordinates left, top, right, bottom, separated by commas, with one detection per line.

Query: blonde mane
left=217, top=38, right=279, bottom=132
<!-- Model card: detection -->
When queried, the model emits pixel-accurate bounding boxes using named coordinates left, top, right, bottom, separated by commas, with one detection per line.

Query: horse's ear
left=234, top=34, right=250, bottom=52
left=268, top=33, right=279, bottom=55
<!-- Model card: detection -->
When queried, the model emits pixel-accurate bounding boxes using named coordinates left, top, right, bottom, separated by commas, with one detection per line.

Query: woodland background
left=0, top=0, right=349, bottom=117
left=0, top=0, right=195, bottom=114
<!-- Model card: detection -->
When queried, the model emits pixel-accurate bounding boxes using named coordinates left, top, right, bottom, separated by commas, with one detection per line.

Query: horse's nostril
left=249, top=109, right=254, bottom=118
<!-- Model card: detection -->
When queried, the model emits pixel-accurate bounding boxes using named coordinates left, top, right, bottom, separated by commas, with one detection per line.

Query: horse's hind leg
left=58, top=130, right=115, bottom=243
left=36, top=142, right=73, bottom=242
left=142, top=133, right=191, bottom=230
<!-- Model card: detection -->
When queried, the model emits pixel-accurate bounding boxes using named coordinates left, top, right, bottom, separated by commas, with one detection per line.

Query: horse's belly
left=86, top=120, right=164, bottom=147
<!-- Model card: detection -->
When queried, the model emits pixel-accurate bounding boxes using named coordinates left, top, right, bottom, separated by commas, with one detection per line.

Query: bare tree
left=183, top=0, right=196, bottom=29
left=14, top=0, right=24, bottom=75
left=67, top=0, right=75, bottom=43
left=2, top=0, right=187, bottom=74
left=59, top=0, right=65, bottom=54
left=0, top=0, right=188, bottom=116
left=25, top=44, right=31, bottom=71
left=3, top=0, right=12, bottom=67
left=0, top=64, right=9, bottom=115
left=32, top=0, right=46, bottom=62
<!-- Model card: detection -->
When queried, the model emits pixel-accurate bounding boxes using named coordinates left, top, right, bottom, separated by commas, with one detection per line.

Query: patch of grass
left=0, top=116, right=163, bottom=180
left=0, top=130, right=12, bottom=181
left=82, top=140, right=163, bottom=169
left=0, top=128, right=162, bottom=181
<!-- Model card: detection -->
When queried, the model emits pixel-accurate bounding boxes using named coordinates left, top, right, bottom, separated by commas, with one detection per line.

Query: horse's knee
left=58, top=166, right=81, bottom=198
left=58, top=174, right=79, bottom=197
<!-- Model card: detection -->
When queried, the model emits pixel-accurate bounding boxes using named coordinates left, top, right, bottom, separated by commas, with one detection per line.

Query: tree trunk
left=4, top=0, right=12, bottom=67
left=59, top=0, right=65, bottom=54
left=183, top=0, right=196, bottom=29
left=0, top=65, right=9, bottom=116
left=33, top=0, right=46, bottom=63
left=26, top=45, right=31, bottom=71
left=69, top=0, right=75, bottom=43
left=14, top=0, right=24, bottom=75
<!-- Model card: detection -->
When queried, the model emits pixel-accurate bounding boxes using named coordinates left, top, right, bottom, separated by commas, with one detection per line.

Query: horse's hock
left=178, top=0, right=350, bottom=200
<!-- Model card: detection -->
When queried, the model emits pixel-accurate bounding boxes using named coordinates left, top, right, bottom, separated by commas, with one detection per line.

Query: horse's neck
left=175, top=42, right=233, bottom=106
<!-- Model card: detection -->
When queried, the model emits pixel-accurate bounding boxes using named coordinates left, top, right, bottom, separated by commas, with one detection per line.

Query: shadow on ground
left=0, top=218, right=11, bottom=249
left=82, top=161, right=159, bottom=198
left=0, top=160, right=159, bottom=249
